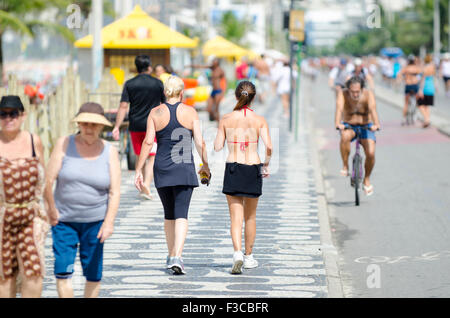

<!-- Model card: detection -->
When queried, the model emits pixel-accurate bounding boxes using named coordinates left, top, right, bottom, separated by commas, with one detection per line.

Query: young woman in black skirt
left=214, top=80, right=272, bottom=274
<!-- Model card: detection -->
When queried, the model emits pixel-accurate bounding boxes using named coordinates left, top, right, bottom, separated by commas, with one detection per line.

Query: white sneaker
left=243, top=254, right=258, bottom=269
left=231, top=251, right=244, bottom=274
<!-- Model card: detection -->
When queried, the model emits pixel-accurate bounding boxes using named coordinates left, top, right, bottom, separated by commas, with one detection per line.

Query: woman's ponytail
left=234, top=80, right=256, bottom=111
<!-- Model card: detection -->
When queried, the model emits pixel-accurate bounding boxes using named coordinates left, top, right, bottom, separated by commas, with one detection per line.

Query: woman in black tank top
left=134, top=76, right=210, bottom=275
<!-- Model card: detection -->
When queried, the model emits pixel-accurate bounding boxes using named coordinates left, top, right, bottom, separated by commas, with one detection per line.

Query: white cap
left=354, top=58, right=363, bottom=66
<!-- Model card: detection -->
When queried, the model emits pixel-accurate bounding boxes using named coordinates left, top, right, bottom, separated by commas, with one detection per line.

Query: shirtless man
left=254, top=54, right=271, bottom=104
left=396, top=56, right=422, bottom=124
left=335, top=76, right=381, bottom=196
left=191, top=58, right=226, bottom=122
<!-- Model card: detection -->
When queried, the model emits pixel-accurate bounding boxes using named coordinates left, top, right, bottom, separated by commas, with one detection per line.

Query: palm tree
left=0, top=0, right=75, bottom=85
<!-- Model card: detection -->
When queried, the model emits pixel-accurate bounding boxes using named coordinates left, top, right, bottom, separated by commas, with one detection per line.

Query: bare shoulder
left=31, top=133, right=43, bottom=146
left=104, top=140, right=119, bottom=155
left=55, top=136, right=70, bottom=152
left=255, top=114, right=268, bottom=127
left=180, top=103, right=198, bottom=115
left=365, top=89, right=375, bottom=99
left=151, top=103, right=166, bottom=116
left=220, top=112, right=234, bottom=124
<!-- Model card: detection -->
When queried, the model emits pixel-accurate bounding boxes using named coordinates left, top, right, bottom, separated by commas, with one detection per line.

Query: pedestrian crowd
left=0, top=54, right=273, bottom=298
left=314, top=52, right=450, bottom=128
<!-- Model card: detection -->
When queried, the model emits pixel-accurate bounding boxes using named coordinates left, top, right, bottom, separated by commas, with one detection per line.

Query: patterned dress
left=0, top=156, right=48, bottom=279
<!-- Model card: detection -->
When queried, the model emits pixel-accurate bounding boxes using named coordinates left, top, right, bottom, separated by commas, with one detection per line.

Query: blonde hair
left=164, top=75, right=184, bottom=98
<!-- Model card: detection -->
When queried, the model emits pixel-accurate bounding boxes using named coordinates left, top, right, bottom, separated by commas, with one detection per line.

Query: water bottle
left=199, top=163, right=210, bottom=186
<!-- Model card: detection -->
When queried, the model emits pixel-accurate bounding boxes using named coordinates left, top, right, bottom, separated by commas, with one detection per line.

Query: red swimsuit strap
left=228, top=140, right=258, bottom=151
left=228, top=106, right=256, bottom=150
left=242, top=105, right=254, bottom=117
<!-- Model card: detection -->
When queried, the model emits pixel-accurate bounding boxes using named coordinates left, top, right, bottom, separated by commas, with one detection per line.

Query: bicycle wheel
left=407, top=96, right=416, bottom=125
left=353, top=154, right=361, bottom=206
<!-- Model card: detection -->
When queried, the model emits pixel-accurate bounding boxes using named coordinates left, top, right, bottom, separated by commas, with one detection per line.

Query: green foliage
left=333, top=0, right=449, bottom=56
left=218, top=11, right=252, bottom=47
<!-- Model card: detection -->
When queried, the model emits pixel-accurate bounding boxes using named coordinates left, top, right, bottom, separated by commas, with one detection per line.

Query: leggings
left=157, top=186, right=194, bottom=220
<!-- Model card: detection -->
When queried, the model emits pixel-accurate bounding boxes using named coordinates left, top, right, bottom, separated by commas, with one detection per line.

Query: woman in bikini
left=214, top=80, right=272, bottom=274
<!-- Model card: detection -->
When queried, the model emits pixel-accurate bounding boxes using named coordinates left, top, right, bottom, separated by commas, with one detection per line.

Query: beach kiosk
left=74, top=5, right=198, bottom=86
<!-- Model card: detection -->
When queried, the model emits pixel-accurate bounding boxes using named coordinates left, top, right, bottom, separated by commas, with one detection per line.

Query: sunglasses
left=0, top=109, right=21, bottom=119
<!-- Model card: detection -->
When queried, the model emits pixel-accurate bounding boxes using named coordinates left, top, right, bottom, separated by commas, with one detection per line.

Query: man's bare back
left=254, top=58, right=270, bottom=76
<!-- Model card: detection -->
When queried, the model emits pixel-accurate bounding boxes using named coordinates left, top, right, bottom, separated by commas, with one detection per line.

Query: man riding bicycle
left=396, top=55, right=421, bottom=125
left=335, top=76, right=381, bottom=196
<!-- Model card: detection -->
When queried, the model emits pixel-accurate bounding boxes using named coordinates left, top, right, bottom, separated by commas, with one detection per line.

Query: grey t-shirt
left=54, top=135, right=111, bottom=223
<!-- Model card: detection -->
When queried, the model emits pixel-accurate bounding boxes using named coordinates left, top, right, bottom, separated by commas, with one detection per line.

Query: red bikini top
left=228, top=106, right=258, bottom=151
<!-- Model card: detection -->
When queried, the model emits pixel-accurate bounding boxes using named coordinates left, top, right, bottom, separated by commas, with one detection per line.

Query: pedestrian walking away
left=190, top=58, right=226, bottom=122
left=254, top=54, right=271, bottom=104
left=417, top=54, right=437, bottom=128
left=214, top=80, right=272, bottom=274
left=274, top=60, right=296, bottom=118
left=134, top=75, right=210, bottom=275
left=44, top=102, right=121, bottom=298
left=113, top=55, right=166, bottom=200
left=439, top=52, right=450, bottom=98
left=0, top=95, right=48, bottom=298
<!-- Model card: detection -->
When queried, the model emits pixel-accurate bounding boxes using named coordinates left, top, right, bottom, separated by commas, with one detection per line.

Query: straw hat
left=72, top=102, right=112, bottom=127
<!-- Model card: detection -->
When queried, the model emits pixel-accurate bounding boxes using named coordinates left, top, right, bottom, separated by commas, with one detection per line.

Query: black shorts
left=417, top=95, right=434, bottom=106
left=157, top=185, right=194, bottom=220
left=222, top=162, right=263, bottom=198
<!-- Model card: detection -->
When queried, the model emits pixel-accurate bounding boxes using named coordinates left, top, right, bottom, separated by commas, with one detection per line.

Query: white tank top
left=442, top=61, right=450, bottom=77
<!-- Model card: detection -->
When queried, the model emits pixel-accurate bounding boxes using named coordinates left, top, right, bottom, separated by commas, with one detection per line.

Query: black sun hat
left=0, top=95, right=25, bottom=111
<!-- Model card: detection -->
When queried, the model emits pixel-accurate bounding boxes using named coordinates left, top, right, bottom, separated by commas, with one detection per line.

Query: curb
left=298, top=81, right=344, bottom=298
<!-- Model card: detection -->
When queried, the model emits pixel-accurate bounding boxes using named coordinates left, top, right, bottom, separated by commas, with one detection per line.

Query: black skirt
left=222, top=162, right=263, bottom=198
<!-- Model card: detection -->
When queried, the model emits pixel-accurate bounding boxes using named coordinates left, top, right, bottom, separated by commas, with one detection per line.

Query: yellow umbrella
left=74, top=5, right=198, bottom=49
left=202, top=36, right=257, bottom=60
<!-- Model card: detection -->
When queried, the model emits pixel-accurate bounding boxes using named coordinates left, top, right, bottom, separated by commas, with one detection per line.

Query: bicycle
left=338, top=124, right=379, bottom=206
left=404, top=91, right=417, bottom=125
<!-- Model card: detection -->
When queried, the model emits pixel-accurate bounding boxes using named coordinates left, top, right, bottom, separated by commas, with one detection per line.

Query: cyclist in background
left=335, top=77, right=380, bottom=196
left=347, top=57, right=375, bottom=91
left=329, top=58, right=350, bottom=96
left=396, top=55, right=422, bottom=125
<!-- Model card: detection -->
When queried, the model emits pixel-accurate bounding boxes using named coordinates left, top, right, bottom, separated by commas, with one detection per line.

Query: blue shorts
left=342, top=122, right=376, bottom=142
left=211, top=89, right=223, bottom=98
left=405, top=84, right=419, bottom=95
left=51, top=221, right=104, bottom=282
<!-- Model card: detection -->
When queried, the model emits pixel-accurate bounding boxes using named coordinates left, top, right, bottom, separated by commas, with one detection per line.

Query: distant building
left=303, top=0, right=412, bottom=49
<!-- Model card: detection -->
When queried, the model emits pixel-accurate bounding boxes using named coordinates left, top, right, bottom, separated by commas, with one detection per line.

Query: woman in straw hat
left=0, top=95, right=48, bottom=297
left=44, top=102, right=121, bottom=298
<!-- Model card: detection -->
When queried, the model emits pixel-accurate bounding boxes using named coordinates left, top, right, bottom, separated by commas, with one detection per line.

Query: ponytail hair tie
left=241, top=90, right=248, bottom=96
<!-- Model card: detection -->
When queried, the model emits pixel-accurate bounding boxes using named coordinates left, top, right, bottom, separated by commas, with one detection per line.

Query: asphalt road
left=305, top=73, right=450, bottom=297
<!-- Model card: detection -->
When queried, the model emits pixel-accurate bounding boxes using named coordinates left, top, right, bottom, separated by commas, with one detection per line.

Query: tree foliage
left=218, top=11, right=253, bottom=47
left=333, top=0, right=449, bottom=56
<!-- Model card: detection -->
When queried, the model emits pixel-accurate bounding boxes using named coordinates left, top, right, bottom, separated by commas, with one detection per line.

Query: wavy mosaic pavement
left=41, top=94, right=328, bottom=298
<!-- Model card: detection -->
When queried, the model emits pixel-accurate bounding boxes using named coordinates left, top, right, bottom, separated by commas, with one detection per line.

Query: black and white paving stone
left=41, top=92, right=328, bottom=298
